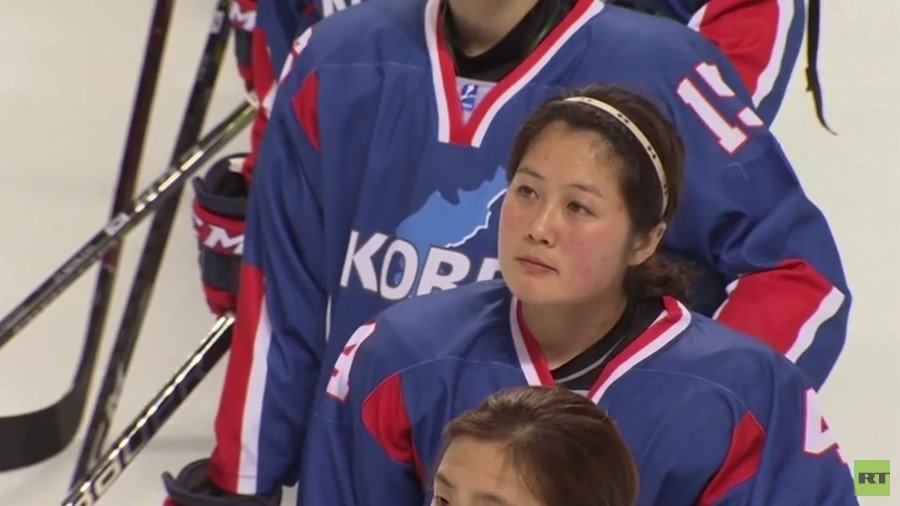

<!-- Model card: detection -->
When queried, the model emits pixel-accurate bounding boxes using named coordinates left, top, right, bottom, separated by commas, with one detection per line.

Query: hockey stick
left=71, top=0, right=232, bottom=484
left=0, top=103, right=253, bottom=471
left=77, top=0, right=177, bottom=400
left=63, top=0, right=174, bottom=479
left=62, top=315, right=234, bottom=506
left=0, top=101, right=252, bottom=349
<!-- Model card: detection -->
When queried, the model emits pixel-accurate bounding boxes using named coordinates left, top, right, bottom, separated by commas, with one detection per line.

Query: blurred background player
left=171, top=0, right=849, bottom=503
left=432, top=386, right=639, bottom=506
left=299, top=84, right=854, bottom=505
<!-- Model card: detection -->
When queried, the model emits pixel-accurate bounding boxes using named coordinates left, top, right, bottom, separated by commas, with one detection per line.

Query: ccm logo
left=193, top=214, right=244, bottom=255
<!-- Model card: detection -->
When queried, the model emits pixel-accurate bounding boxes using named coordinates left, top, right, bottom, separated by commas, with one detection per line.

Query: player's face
left=431, top=436, right=544, bottom=506
left=499, top=121, right=644, bottom=306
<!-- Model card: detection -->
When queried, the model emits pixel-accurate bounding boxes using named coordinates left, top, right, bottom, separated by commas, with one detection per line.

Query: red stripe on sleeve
left=241, top=25, right=275, bottom=182
left=362, top=373, right=426, bottom=481
left=699, top=411, right=765, bottom=505
left=252, top=26, right=276, bottom=106
left=209, top=263, right=265, bottom=492
left=291, top=71, right=321, bottom=151
left=696, top=0, right=780, bottom=96
left=715, top=259, right=836, bottom=356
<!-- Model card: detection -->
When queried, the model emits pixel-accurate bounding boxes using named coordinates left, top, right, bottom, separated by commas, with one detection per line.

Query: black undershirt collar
left=441, top=0, right=575, bottom=82
left=551, top=298, right=665, bottom=392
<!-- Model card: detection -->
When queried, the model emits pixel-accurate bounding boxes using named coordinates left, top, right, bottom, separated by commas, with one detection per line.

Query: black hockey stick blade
left=0, top=102, right=253, bottom=352
left=0, top=104, right=252, bottom=471
left=0, top=0, right=174, bottom=471
left=71, top=0, right=232, bottom=483
left=62, top=315, right=234, bottom=506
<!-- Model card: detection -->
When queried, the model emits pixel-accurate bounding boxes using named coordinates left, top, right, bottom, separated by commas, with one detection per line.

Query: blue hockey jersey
left=233, top=0, right=803, bottom=179
left=208, top=0, right=849, bottom=495
left=301, top=280, right=856, bottom=505
left=246, top=0, right=804, bottom=126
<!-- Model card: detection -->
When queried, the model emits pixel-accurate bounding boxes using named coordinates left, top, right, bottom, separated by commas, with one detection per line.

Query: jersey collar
left=424, top=0, right=603, bottom=147
left=508, top=295, right=692, bottom=403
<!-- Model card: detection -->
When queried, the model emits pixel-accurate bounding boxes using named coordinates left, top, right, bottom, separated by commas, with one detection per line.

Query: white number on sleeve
left=325, top=321, right=378, bottom=402
left=803, top=388, right=844, bottom=462
left=676, top=63, right=763, bottom=154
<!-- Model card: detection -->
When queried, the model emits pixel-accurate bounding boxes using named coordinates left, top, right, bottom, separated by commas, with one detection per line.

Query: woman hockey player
left=298, top=84, right=855, bottom=504
left=193, top=0, right=808, bottom=307
left=168, top=0, right=849, bottom=503
left=432, top=386, right=639, bottom=506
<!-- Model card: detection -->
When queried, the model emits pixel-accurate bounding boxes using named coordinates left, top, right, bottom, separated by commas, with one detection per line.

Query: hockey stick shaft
left=71, top=0, right=232, bottom=483
left=62, top=316, right=234, bottom=506
left=94, top=0, right=174, bottom=287
left=0, top=102, right=253, bottom=350
left=65, top=0, right=175, bottom=478
left=0, top=103, right=252, bottom=472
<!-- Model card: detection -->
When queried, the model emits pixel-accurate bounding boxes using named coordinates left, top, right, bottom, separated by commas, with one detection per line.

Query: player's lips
left=516, top=255, right=556, bottom=273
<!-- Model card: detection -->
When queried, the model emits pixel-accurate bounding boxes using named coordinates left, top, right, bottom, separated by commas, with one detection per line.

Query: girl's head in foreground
left=498, top=84, right=689, bottom=306
left=432, top=386, right=638, bottom=506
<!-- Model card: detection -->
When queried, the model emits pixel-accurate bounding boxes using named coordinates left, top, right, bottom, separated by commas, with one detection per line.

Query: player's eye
left=567, top=201, right=591, bottom=215
left=516, top=185, right=537, bottom=199
left=431, top=496, right=450, bottom=506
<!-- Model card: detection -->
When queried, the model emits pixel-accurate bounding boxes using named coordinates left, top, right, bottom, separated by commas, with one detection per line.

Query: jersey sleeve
left=301, top=321, right=426, bottom=505
left=243, top=0, right=322, bottom=180
left=207, top=37, right=326, bottom=494
left=609, top=0, right=805, bottom=124
left=632, top=353, right=854, bottom=505
left=658, top=35, right=849, bottom=389
left=696, top=362, right=855, bottom=505
left=677, top=0, right=805, bottom=124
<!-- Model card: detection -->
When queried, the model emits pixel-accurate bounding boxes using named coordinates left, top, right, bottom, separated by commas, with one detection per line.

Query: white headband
left=563, top=96, right=669, bottom=216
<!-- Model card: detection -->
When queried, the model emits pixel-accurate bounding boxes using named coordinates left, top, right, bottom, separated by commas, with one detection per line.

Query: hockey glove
left=162, top=458, right=281, bottom=506
left=192, top=154, right=248, bottom=316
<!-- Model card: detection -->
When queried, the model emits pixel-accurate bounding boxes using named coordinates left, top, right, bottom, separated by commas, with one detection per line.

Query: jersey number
left=803, top=388, right=844, bottom=461
left=677, top=63, right=763, bottom=154
left=325, top=321, right=378, bottom=402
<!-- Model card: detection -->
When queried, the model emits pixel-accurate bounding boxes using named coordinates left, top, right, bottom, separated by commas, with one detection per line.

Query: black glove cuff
left=193, top=154, right=249, bottom=220
left=162, top=458, right=281, bottom=506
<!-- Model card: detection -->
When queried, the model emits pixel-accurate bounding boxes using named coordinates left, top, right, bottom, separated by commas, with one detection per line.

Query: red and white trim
left=424, top=0, right=603, bottom=147
left=508, top=296, right=691, bottom=403
left=688, top=0, right=794, bottom=107
left=209, top=264, right=271, bottom=494
left=712, top=259, right=845, bottom=363
left=509, top=301, right=556, bottom=387
left=786, top=286, right=844, bottom=362
left=262, top=27, right=313, bottom=117
left=228, top=0, right=257, bottom=31
left=236, top=297, right=272, bottom=492
left=587, top=297, right=691, bottom=403
left=750, top=0, right=794, bottom=107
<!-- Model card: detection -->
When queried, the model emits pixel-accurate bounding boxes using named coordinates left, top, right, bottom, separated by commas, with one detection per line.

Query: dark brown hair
left=507, top=84, right=692, bottom=301
left=438, top=386, right=638, bottom=506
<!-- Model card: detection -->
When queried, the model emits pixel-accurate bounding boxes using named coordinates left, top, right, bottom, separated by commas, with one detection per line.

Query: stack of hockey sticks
left=62, top=315, right=234, bottom=506
left=0, top=0, right=253, bottom=498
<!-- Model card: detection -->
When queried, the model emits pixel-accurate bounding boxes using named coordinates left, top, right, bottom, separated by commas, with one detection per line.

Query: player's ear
left=628, top=223, right=665, bottom=266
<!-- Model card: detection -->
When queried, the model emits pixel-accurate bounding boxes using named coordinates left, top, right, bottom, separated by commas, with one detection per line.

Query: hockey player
left=236, top=0, right=805, bottom=148
left=432, top=386, right=639, bottom=506
left=169, top=0, right=850, bottom=503
left=195, top=0, right=809, bottom=324
left=299, top=84, right=856, bottom=505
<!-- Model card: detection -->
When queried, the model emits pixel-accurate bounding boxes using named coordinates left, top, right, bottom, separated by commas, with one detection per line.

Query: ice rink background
left=0, top=1, right=897, bottom=504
